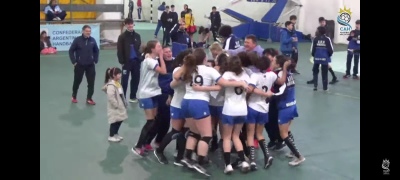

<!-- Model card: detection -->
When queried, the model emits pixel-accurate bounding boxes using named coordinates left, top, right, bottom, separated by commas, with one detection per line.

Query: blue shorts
left=170, top=106, right=184, bottom=120
left=209, top=105, right=223, bottom=118
left=181, top=99, right=210, bottom=120
left=221, top=115, right=246, bottom=125
left=138, top=96, right=159, bottom=109
left=278, top=105, right=299, bottom=125
left=247, top=107, right=269, bottom=124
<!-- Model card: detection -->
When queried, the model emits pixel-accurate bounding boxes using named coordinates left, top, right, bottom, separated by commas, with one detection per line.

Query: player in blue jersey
left=272, top=55, right=305, bottom=166
left=310, top=26, right=334, bottom=91
left=154, top=49, right=193, bottom=166
left=218, top=25, right=241, bottom=50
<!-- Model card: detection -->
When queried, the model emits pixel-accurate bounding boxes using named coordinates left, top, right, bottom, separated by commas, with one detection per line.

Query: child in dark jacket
left=343, top=20, right=360, bottom=79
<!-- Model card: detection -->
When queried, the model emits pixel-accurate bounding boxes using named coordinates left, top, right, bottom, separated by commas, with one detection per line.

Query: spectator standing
left=137, top=0, right=142, bottom=19
left=69, top=25, right=99, bottom=105
left=280, top=21, right=297, bottom=58
left=161, top=6, right=176, bottom=46
left=154, top=2, right=166, bottom=38
left=180, top=4, right=189, bottom=20
left=170, top=5, right=179, bottom=23
left=117, top=18, right=142, bottom=103
left=289, top=15, right=300, bottom=74
left=210, top=6, right=221, bottom=41
left=44, top=0, right=67, bottom=21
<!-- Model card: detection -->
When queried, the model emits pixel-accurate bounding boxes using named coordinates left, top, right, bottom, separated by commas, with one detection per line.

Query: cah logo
left=337, top=6, right=352, bottom=35
left=382, top=159, right=390, bottom=175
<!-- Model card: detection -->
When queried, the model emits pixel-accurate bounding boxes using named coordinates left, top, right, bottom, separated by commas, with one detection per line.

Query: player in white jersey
left=132, top=40, right=167, bottom=157
left=208, top=52, right=228, bottom=151
left=247, top=56, right=290, bottom=170
left=219, top=56, right=251, bottom=174
left=154, top=49, right=193, bottom=165
left=173, top=48, right=248, bottom=177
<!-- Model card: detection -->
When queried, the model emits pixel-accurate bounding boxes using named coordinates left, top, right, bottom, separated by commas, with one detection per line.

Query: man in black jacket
left=69, top=25, right=99, bottom=105
left=210, top=6, right=221, bottom=41
left=161, top=6, right=176, bottom=46
left=117, top=18, right=142, bottom=103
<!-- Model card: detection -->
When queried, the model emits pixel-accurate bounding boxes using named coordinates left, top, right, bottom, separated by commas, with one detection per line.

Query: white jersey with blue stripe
left=183, top=65, right=221, bottom=102
left=248, top=72, right=278, bottom=113
left=275, top=71, right=296, bottom=109
left=170, top=67, right=186, bottom=108
left=136, top=57, right=161, bottom=99
left=221, top=71, right=250, bottom=116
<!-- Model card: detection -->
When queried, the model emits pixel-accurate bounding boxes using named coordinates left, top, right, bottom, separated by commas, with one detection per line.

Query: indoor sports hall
left=40, top=0, right=360, bottom=180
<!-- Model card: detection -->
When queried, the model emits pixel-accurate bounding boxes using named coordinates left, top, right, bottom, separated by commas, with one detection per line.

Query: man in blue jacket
left=69, top=25, right=99, bottom=105
left=280, top=21, right=298, bottom=58
left=344, top=20, right=360, bottom=79
left=170, top=19, right=191, bottom=57
left=311, top=26, right=334, bottom=91
left=289, top=15, right=300, bottom=74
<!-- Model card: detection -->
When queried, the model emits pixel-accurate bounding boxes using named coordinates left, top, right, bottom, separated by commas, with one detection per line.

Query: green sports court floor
left=40, top=23, right=360, bottom=180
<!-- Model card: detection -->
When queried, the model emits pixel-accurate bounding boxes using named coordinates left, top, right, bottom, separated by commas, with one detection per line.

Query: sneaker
left=285, top=152, right=294, bottom=158
left=352, top=75, right=359, bottom=80
left=174, top=158, right=184, bottom=166
left=224, top=164, right=234, bottom=174
left=56, top=17, right=61, bottom=20
left=289, top=156, right=306, bottom=166
left=86, top=99, right=96, bottom=105
left=231, top=158, right=241, bottom=169
left=313, top=87, right=317, bottom=91
left=250, top=162, right=257, bottom=171
left=267, top=141, right=276, bottom=149
left=323, top=88, right=329, bottom=92
left=53, top=18, right=58, bottom=21
left=240, top=161, right=250, bottom=173
left=144, top=144, right=153, bottom=151
left=192, top=163, right=211, bottom=177
left=131, top=147, right=145, bottom=157
left=108, top=136, right=121, bottom=142
left=154, top=149, right=168, bottom=164
left=264, top=156, right=273, bottom=169
left=181, top=158, right=195, bottom=169
left=329, top=78, right=339, bottom=84
left=71, top=97, right=78, bottom=103
left=343, top=74, right=351, bottom=79
left=273, top=141, right=286, bottom=151
left=129, top=98, right=138, bottom=103
left=115, top=134, right=123, bottom=140
left=254, top=139, right=259, bottom=149
left=306, top=80, right=315, bottom=84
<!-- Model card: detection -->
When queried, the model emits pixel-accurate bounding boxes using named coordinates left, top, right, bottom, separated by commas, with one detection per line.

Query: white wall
left=97, top=0, right=123, bottom=42
left=298, top=0, right=360, bottom=44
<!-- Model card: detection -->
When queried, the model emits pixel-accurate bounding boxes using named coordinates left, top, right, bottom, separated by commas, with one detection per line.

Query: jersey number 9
left=262, top=86, right=268, bottom=92
left=190, top=75, right=204, bottom=86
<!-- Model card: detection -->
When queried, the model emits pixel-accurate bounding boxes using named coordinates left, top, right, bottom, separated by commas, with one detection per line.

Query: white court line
left=296, top=84, right=360, bottom=100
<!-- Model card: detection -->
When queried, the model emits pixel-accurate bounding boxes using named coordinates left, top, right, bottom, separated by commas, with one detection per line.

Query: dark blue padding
left=253, top=22, right=271, bottom=40
left=222, top=9, right=254, bottom=23
left=261, top=0, right=288, bottom=23
left=232, top=23, right=251, bottom=39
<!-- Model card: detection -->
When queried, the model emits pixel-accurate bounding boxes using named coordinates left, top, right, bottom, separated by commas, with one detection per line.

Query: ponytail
left=104, top=68, right=111, bottom=84
left=104, top=67, right=123, bottom=84
left=182, top=54, right=197, bottom=83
